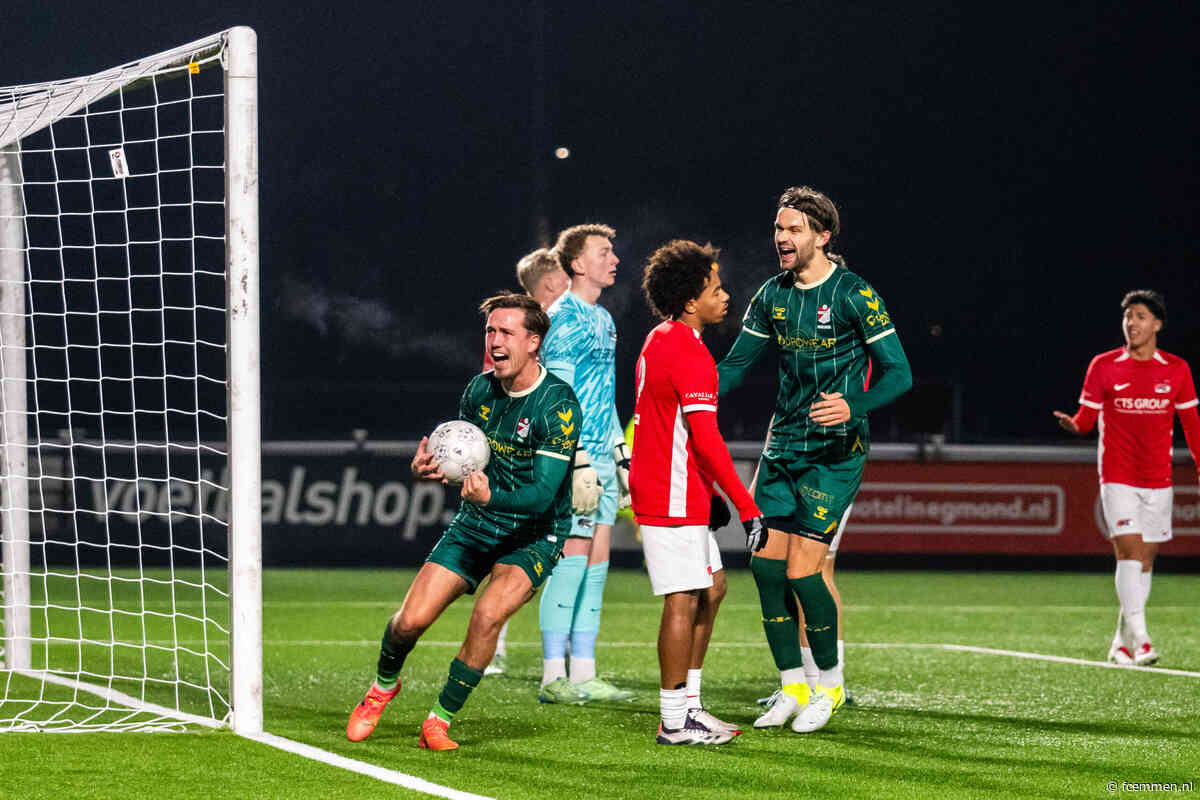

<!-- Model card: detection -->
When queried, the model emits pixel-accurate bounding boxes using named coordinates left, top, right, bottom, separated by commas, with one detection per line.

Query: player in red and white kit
left=630, top=240, right=767, bottom=745
left=1054, top=290, right=1200, bottom=666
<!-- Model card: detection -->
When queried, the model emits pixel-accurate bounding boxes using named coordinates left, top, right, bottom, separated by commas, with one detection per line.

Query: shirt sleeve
left=486, top=453, right=572, bottom=513
left=1071, top=355, right=1105, bottom=434
left=717, top=284, right=773, bottom=396
left=840, top=283, right=912, bottom=414
left=674, top=342, right=719, bottom=414
left=542, top=311, right=581, bottom=388
left=1175, top=361, right=1200, bottom=474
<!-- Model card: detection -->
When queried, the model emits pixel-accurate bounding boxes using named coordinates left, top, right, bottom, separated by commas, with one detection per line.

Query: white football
left=427, top=420, right=491, bottom=484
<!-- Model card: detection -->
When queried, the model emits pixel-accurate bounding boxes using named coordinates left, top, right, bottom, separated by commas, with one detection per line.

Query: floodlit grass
left=4, top=568, right=1199, bottom=799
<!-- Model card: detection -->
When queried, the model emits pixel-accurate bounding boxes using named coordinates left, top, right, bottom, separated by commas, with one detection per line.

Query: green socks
left=376, top=622, right=416, bottom=689
left=750, top=556, right=803, bottom=671
left=789, top=573, right=838, bottom=670
left=432, top=657, right=483, bottom=723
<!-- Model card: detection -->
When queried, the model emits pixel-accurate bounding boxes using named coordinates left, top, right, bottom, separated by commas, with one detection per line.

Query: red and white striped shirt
left=1072, top=347, right=1200, bottom=488
left=629, top=320, right=757, bottom=526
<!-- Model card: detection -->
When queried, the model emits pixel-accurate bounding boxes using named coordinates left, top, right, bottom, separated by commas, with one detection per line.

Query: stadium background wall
left=31, top=441, right=1200, bottom=568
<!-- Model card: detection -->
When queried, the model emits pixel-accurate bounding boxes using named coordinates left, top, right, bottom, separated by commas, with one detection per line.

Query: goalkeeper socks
left=789, top=574, right=838, bottom=670
left=685, top=668, right=702, bottom=711
left=376, top=622, right=417, bottom=689
left=432, top=658, right=483, bottom=723
left=800, top=646, right=819, bottom=691
left=569, top=631, right=597, bottom=683
left=540, top=555, right=587, bottom=682
left=750, top=556, right=803, bottom=671
left=566, top=561, right=607, bottom=682
left=1115, top=559, right=1148, bottom=642
left=572, top=561, right=609, bottom=635
left=660, top=688, right=687, bottom=730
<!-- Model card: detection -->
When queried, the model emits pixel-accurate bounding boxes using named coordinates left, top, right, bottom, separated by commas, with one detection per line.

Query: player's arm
left=716, top=285, right=772, bottom=395
left=837, top=285, right=912, bottom=417
left=467, top=452, right=572, bottom=512
left=686, top=409, right=759, bottom=521
left=1053, top=356, right=1103, bottom=435
left=611, top=404, right=631, bottom=508
left=475, top=392, right=581, bottom=512
left=1174, top=362, right=1200, bottom=479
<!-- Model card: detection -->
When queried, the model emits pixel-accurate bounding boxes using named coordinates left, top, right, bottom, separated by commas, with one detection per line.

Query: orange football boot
left=418, top=716, right=459, bottom=750
left=346, top=682, right=400, bottom=742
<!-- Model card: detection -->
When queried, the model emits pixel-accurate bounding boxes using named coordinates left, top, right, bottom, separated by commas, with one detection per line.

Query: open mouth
left=492, top=351, right=509, bottom=364
left=778, top=246, right=796, bottom=260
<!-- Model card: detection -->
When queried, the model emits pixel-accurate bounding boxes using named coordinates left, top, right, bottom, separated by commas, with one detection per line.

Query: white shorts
left=1100, top=483, right=1173, bottom=543
left=827, top=503, right=853, bottom=555
left=641, top=524, right=723, bottom=596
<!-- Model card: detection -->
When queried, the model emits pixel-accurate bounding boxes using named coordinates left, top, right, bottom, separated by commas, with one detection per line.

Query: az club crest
left=517, top=417, right=531, bottom=440
left=1155, top=383, right=1171, bottom=394
left=817, top=304, right=832, bottom=326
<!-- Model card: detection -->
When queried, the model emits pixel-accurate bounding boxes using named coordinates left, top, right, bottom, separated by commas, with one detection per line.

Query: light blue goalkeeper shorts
left=569, top=453, right=618, bottom=537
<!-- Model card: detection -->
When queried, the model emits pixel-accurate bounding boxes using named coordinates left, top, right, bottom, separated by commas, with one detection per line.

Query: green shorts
left=753, top=446, right=865, bottom=545
left=427, top=520, right=565, bottom=593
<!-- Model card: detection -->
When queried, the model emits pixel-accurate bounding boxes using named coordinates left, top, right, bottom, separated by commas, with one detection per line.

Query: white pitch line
left=51, top=600, right=1200, bottom=612
left=262, top=639, right=1200, bottom=677
left=246, top=731, right=494, bottom=800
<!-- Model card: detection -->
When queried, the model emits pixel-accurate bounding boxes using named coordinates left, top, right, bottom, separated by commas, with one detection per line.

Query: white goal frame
left=0, top=27, right=261, bottom=735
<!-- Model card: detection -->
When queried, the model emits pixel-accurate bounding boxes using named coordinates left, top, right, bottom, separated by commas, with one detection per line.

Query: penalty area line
left=245, top=731, right=495, bottom=800
left=856, top=642, right=1200, bottom=678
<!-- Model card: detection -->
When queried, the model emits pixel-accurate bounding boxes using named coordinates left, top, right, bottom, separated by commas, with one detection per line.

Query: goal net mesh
left=0, top=33, right=233, bottom=732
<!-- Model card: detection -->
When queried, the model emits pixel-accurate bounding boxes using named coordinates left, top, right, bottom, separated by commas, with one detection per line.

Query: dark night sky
left=5, top=2, right=1198, bottom=443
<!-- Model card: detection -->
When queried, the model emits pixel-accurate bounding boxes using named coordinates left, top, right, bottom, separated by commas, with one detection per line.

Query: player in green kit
left=718, top=186, right=912, bottom=733
left=345, top=292, right=581, bottom=750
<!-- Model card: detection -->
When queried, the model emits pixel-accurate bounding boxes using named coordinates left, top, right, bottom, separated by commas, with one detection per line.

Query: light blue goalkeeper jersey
left=542, top=290, right=620, bottom=460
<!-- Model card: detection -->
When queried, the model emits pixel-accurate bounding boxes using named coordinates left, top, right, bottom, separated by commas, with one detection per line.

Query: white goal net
left=0, top=28, right=261, bottom=733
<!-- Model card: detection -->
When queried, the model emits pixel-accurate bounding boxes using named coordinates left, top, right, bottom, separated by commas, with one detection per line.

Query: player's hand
left=810, top=392, right=851, bottom=426
left=708, top=494, right=731, bottom=531
left=613, top=440, right=632, bottom=510
left=1053, top=410, right=1080, bottom=434
left=411, top=436, right=447, bottom=482
left=460, top=471, right=491, bottom=505
left=571, top=447, right=603, bottom=515
left=743, top=515, right=768, bottom=553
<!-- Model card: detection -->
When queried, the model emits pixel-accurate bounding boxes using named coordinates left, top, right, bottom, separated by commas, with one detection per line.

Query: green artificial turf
left=4, top=568, right=1198, bottom=799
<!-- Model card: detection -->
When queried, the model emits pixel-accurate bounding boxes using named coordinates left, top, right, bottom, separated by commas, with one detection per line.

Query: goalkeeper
left=536, top=223, right=634, bottom=704
left=345, top=292, right=580, bottom=750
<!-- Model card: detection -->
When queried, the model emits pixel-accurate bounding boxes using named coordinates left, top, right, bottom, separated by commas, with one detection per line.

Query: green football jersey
left=453, top=365, right=581, bottom=540
left=718, top=263, right=911, bottom=457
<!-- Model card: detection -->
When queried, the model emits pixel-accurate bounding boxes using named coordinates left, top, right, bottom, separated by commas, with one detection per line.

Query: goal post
left=0, top=27, right=261, bottom=734
left=0, top=145, right=30, bottom=674
left=225, top=25, right=263, bottom=738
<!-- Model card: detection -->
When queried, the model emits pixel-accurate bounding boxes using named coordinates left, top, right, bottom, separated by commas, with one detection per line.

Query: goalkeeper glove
left=708, top=494, right=731, bottom=531
left=612, top=440, right=632, bottom=510
left=743, top=515, right=768, bottom=553
left=571, top=447, right=602, bottom=515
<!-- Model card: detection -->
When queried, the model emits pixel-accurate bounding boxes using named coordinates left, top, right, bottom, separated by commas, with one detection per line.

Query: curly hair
left=1121, top=289, right=1167, bottom=326
left=554, top=223, right=616, bottom=278
left=641, top=239, right=720, bottom=320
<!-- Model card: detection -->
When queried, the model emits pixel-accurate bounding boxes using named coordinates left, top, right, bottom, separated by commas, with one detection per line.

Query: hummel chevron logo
left=1115, top=383, right=1131, bottom=391
left=557, top=408, right=573, bottom=422
left=859, top=288, right=879, bottom=310
left=560, top=422, right=575, bottom=436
